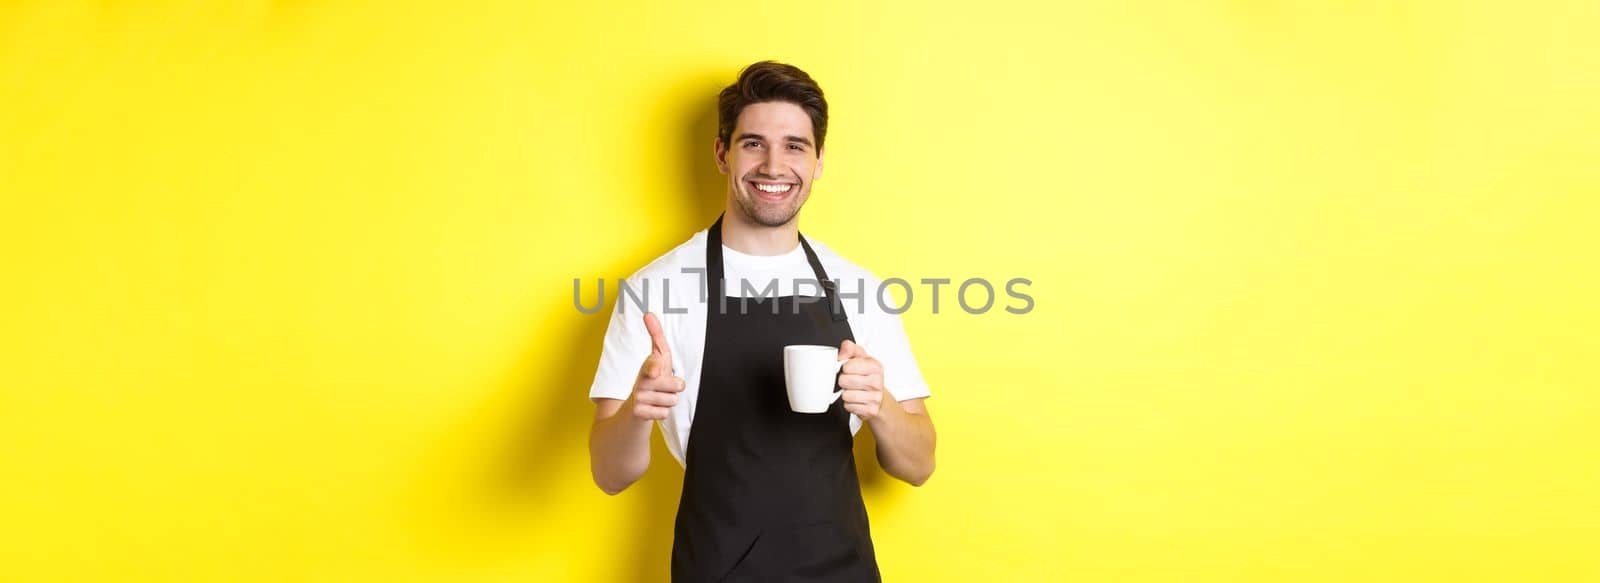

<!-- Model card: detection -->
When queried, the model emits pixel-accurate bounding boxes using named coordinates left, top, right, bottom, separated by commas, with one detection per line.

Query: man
left=587, top=60, right=936, bottom=582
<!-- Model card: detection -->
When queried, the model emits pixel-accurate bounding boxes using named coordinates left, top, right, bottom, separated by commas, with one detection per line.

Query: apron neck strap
left=706, top=213, right=846, bottom=321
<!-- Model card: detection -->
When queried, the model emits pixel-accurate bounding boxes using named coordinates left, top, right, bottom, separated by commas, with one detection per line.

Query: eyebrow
left=735, top=132, right=813, bottom=148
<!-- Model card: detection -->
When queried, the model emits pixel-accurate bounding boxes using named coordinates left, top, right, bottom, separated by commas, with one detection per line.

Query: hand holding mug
left=837, top=339, right=887, bottom=421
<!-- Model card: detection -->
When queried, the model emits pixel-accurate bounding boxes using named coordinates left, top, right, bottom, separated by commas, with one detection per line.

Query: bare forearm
left=867, top=399, right=936, bottom=486
left=588, top=397, right=653, bottom=495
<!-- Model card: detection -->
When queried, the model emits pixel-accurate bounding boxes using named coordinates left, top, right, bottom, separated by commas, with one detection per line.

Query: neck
left=720, top=207, right=800, bottom=256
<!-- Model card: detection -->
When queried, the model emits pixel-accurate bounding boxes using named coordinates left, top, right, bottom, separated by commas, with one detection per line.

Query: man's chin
left=737, top=198, right=800, bottom=227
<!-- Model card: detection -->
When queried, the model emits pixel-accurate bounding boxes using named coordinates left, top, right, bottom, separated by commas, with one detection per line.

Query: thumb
left=839, top=339, right=862, bottom=359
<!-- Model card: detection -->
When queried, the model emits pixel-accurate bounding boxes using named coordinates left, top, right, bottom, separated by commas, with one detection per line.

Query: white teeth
left=754, top=183, right=792, bottom=194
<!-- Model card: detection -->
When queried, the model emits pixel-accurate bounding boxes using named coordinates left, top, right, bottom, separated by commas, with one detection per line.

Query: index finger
left=643, top=312, right=671, bottom=358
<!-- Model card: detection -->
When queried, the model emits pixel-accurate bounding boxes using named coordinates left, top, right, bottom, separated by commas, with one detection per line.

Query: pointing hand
left=630, top=312, right=685, bottom=421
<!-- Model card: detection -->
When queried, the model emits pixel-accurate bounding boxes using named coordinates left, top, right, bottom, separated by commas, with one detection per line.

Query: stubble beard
left=734, top=182, right=805, bottom=227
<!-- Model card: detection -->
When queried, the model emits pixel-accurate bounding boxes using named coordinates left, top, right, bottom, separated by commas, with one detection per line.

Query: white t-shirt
left=587, top=228, right=932, bottom=466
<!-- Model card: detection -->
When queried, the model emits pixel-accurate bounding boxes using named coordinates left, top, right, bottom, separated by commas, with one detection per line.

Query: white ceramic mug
left=782, top=345, right=847, bottom=414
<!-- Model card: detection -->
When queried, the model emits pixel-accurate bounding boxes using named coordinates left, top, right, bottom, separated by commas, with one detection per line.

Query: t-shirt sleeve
left=588, top=282, right=650, bottom=401
left=856, top=286, right=932, bottom=402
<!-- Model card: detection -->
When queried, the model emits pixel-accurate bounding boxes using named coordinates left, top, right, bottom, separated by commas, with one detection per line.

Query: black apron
left=671, top=214, right=880, bottom=582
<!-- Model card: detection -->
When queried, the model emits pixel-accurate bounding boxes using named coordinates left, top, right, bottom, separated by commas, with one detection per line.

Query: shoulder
left=803, top=236, right=904, bottom=332
left=614, top=230, right=709, bottom=324
left=627, top=229, right=708, bottom=283
left=803, top=236, right=881, bottom=292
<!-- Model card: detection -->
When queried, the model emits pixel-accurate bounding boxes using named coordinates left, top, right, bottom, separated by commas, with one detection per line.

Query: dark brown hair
left=718, top=60, right=829, bottom=151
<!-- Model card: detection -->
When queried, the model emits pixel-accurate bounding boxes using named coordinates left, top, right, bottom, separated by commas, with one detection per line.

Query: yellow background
left=3, top=1, right=1597, bottom=581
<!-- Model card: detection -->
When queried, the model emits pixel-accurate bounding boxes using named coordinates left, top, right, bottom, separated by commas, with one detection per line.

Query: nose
left=756, top=150, right=786, bottom=179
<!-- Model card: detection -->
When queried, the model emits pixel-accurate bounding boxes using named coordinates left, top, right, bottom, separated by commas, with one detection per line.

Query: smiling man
left=587, top=60, right=936, bottom=582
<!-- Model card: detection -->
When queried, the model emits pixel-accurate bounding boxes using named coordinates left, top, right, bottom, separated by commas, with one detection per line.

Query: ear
left=714, top=137, right=729, bottom=175
left=814, top=147, right=824, bottom=181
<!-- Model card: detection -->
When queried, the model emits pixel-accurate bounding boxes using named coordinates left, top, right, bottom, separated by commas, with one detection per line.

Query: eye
left=788, top=144, right=803, bottom=151
left=743, top=141, right=761, bottom=149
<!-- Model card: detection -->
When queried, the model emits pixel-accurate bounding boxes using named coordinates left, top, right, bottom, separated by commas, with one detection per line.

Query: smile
left=748, top=181, right=796, bottom=200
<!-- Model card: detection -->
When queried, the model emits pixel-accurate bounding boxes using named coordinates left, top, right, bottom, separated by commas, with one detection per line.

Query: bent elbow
left=595, top=476, right=632, bottom=496
left=908, top=471, right=932, bottom=487
left=592, top=467, right=639, bottom=496
left=899, top=463, right=935, bottom=487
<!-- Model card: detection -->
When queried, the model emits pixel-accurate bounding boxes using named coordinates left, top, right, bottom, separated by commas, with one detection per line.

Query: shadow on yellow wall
left=6, top=3, right=1597, bottom=581
left=401, top=79, right=909, bottom=579
left=472, top=86, right=902, bottom=579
